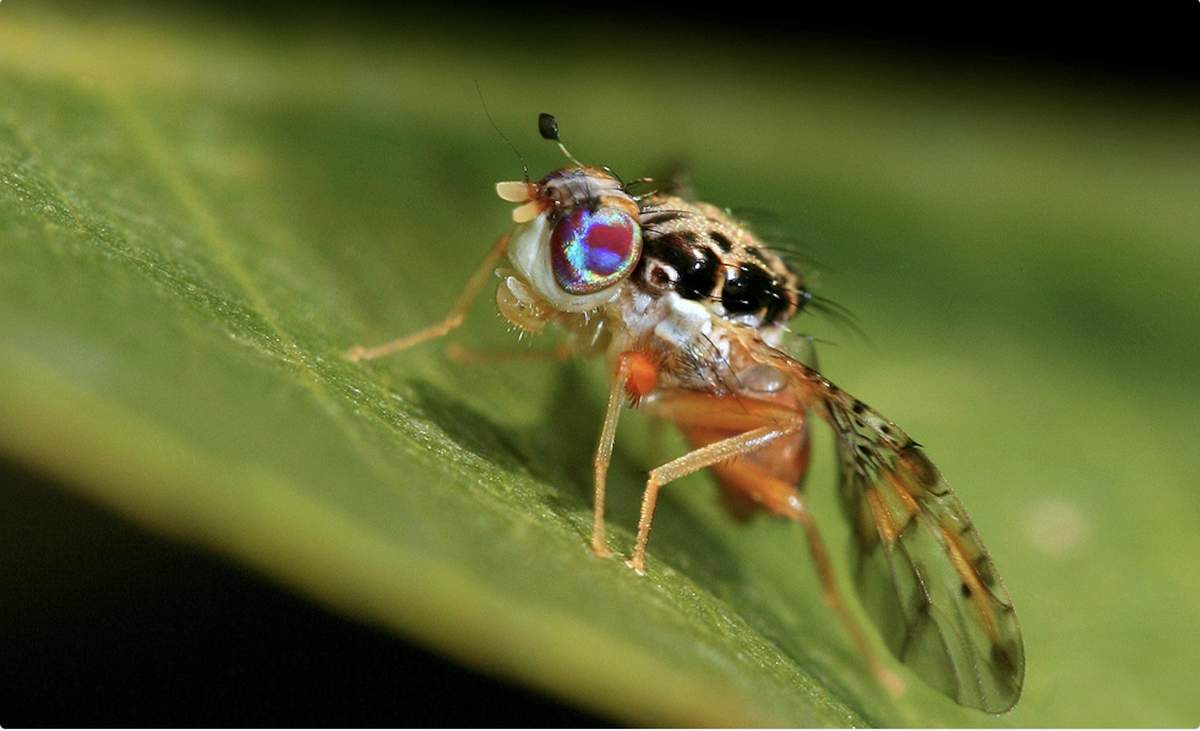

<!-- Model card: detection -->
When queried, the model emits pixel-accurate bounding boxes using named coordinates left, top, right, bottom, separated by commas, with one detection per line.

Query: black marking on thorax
left=636, top=232, right=721, bottom=301
left=636, top=195, right=807, bottom=328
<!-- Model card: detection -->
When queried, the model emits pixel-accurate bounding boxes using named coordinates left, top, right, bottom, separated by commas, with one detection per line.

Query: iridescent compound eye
left=549, top=207, right=642, bottom=295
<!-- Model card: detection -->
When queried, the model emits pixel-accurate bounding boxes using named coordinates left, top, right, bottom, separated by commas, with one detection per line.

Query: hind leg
left=792, top=487, right=905, bottom=698
left=645, top=391, right=902, bottom=698
left=715, top=458, right=903, bottom=698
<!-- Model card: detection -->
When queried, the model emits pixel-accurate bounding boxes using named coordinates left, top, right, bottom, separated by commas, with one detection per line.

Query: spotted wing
left=746, top=337, right=1025, bottom=712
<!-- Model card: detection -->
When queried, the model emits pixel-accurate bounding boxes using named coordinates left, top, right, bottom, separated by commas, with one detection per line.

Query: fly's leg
left=627, top=419, right=805, bottom=574
left=345, top=234, right=510, bottom=362
left=590, top=354, right=634, bottom=559
left=789, top=488, right=905, bottom=699
left=720, top=459, right=903, bottom=697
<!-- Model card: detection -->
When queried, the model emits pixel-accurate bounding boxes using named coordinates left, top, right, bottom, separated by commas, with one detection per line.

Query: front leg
left=345, top=234, right=510, bottom=362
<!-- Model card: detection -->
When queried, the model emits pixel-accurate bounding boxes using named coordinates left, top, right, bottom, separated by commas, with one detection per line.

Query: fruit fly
left=346, top=115, right=1025, bottom=713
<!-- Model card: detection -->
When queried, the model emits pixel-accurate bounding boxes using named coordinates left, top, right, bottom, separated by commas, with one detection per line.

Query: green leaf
left=2, top=7, right=1198, bottom=726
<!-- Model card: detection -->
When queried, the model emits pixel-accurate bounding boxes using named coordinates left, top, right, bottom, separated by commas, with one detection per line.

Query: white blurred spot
left=1026, top=497, right=1089, bottom=558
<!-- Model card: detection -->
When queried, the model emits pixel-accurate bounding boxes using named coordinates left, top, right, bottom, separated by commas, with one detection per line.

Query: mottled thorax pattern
left=633, top=194, right=807, bottom=331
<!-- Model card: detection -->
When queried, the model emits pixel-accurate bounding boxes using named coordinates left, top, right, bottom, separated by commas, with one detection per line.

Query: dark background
left=2, top=4, right=1196, bottom=727
left=192, top=2, right=1200, bottom=86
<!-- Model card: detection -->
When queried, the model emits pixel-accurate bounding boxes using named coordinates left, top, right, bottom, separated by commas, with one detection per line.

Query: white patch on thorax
left=653, top=294, right=714, bottom=349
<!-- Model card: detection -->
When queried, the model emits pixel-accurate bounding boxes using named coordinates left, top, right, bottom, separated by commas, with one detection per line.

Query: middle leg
left=627, top=418, right=805, bottom=574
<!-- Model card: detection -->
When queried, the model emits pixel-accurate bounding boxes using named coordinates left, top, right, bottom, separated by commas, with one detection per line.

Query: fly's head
left=492, top=116, right=643, bottom=331
left=496, top=166, right=642, bottom=315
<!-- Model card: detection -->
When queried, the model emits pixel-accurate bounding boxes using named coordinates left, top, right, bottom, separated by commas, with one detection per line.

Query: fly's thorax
left=634, top=194, right=808, bottom=331
left=495, top=166, right=642, bottom=316
left=614, top=288, right=715, bottom=350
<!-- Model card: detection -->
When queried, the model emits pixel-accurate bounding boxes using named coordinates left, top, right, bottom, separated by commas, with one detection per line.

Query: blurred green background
left=2, top=3, right=1198, bottom=727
